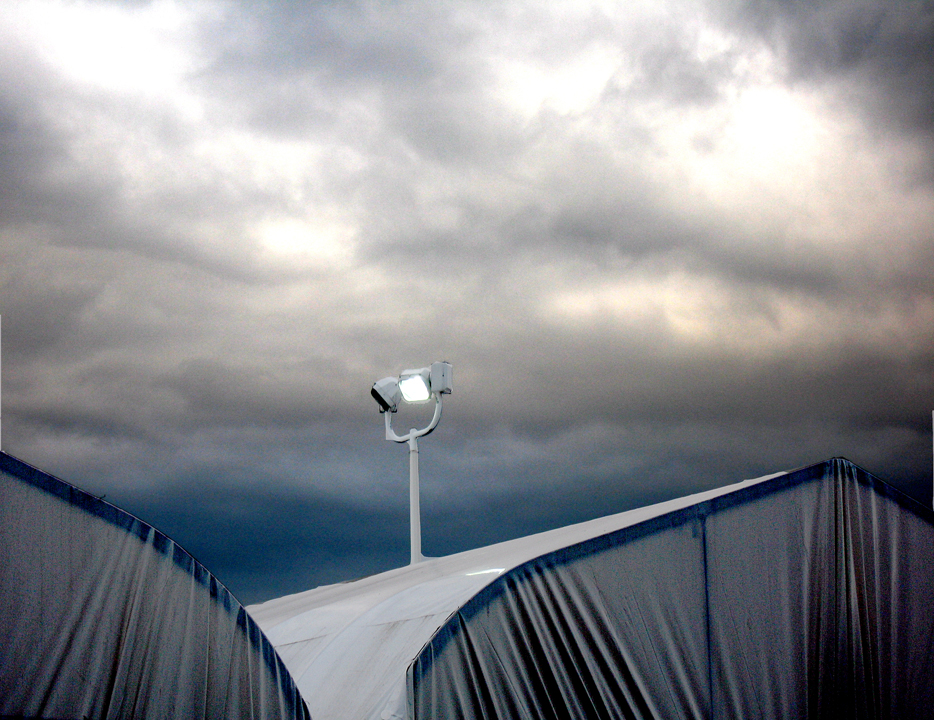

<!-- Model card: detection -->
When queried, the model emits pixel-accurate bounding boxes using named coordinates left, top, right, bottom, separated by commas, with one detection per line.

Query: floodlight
left=430, top=361, right=453, bottom=395
left=370, top=376, right=401, bottom=413
left=399, top=368, right=431, bottom=402
left=370, top=361, right=454, bottom=565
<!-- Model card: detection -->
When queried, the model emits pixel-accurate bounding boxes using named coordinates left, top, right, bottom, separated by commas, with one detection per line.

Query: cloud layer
left=2, top=0, right=932, bottom=604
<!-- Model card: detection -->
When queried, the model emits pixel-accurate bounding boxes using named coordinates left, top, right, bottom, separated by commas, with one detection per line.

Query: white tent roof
left=248, top=470, right=787, bottom=719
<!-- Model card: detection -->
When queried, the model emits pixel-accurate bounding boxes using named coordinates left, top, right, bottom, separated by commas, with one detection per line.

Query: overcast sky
left=1, top=0, right=932, bottom=606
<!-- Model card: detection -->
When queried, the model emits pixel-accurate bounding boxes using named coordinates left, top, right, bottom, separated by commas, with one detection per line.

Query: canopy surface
left=250, top=459, right=934, bottom=719
left=0, top=452, right=309, bottom=720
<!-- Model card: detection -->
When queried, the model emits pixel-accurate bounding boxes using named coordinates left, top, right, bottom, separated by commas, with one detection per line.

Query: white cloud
left=8, top=0, right=206, bottom=118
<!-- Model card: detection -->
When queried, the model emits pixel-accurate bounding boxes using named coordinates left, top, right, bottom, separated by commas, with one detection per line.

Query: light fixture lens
left=399, top=374, right=430, bottom=402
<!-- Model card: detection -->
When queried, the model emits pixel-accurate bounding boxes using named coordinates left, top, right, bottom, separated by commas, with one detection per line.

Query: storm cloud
left=1, top=0, right=932, bottom=605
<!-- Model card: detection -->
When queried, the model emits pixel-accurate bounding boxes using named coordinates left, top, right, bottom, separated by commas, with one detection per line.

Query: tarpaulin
left=250, top=459, right=934, bottom=719
left=250, top=468, right=789, bottom=719
left=411, top=459, right=934, bottom=718
left=0, top=452, right=310, bottom=720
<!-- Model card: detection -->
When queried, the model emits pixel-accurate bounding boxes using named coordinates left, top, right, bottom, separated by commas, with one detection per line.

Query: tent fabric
left=249, top=469, right=789, bottom=719
left=251, top=459, right=934, bottom=719
left=411, top=459, right=934, bottom=718
left=0, top=451, right=310, bottom=720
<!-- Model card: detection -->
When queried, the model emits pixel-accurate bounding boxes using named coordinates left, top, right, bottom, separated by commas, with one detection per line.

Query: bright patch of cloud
left=8, top=0, right=205, bottom=119
left=14, top=0, right=188, bottom=90
left=542, top=270, right=934, bottom=359
left=497, top=45, right=624, bottom=117
left=255, top=216, right=357, bottom=267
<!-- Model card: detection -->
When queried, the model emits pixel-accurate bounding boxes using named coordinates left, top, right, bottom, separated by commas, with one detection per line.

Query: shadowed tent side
left=0, top=451, right=311, bottom=720
left=411, top=459, right=934, bottom=718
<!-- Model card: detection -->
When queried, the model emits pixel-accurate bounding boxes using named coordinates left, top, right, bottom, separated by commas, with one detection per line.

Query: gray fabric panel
left=412, top=517, right=709, bottom=718
left=0, top=452, right=310, bottom=720
left=704, top=466, right=836, bottom=717
left=410, top=459, right=934, bottom=719
left=707, top=459, right=934, bottom=717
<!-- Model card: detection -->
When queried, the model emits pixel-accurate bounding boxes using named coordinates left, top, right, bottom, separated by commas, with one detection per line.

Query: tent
left=249, top=458, right=934, bottom=719
left=0, top=451, right=309, bottom=720
left=4, top=451, right=932, bottom=719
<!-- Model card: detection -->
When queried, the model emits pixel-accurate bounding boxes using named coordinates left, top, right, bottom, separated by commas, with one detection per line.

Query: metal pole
left=383, top=393, right=443, bottom=566
left=409, top=433, right=421, bottom=565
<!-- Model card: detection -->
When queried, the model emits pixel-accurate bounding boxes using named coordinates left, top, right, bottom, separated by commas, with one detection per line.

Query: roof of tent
left=250, top=458, right=934, bottom=720
left=0, top=451, right=310, bottom=720
left=5, top=448, right=931, bottom=719
left=248, top=467, right=787, bottom=718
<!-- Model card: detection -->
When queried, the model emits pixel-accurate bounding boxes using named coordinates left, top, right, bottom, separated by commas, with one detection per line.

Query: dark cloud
left=1, top=0, right=932, bottom=604
left=108, top=478, right=410, bottom=606
left=728, top=0, right=934, bottom=139
left=625, top=30, right=737, bottom=107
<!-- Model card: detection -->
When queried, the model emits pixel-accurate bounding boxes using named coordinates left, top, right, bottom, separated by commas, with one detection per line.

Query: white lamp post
left=371, top=361, right=453, bottom=565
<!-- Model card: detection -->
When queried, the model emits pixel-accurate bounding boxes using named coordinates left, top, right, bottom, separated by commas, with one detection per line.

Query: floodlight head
left=372, top=361, right=453, bottom=438
left=371, top=376, right=401, bottom=413
left=430, top=361, right=453, bottom=395
left=399, top=368, right=431, bottom=403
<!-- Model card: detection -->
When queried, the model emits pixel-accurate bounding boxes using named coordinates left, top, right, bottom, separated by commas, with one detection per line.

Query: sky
left=1, top=0, right=932, bottom=606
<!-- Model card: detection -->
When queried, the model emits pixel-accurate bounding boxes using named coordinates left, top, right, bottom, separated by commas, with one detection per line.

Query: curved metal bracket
left=384, top=392, right=443, bottom=444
